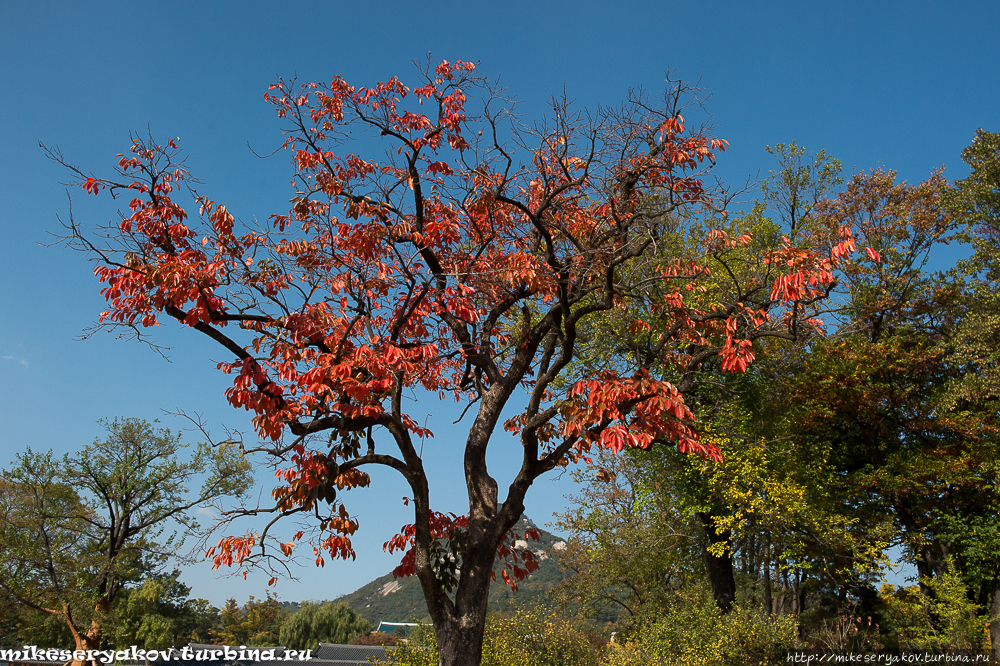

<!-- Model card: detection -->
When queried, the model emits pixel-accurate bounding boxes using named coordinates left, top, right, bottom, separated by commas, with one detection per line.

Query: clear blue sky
left=1, top=1, right=997, bottom=607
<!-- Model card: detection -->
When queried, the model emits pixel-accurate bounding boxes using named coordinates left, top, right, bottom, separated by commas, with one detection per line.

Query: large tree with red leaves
left=56, top=59, right=868, bottom=665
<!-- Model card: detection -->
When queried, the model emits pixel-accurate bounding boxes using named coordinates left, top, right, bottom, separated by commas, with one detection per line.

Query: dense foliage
left=278, top=601, right=370, bottom=650
left=380, top=609, right=603, bottom=666
left=551, top=132, right=1000, bottom=660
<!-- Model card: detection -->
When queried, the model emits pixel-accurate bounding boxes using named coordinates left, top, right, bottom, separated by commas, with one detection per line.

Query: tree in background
left=551, top=447, right=701, bottom=626
left=215, top=594, right=288, bottom=646
left=0, top=419, right=251, bottom=663
left=58, top=58, right=872, bottom=666
left=551, top=133, right=1000, bottom=656
left=670, top=163, right=972, bottom=636
left=351, top=631, right=399, bottom=646
left=0, top=450, right=104, bottom=651
left=107, top=570, right=220, bottom=649
left=938, top=129, right=1000, bottom=659
left=942, top=130, right=1000, bottom=409
left=550, top=142, right=874, bottom=615
left=774, top=162, right=1000, bottom=647
left=880, top=559, right=987, bottom=654
left=279, top=601, right=370, bottom=651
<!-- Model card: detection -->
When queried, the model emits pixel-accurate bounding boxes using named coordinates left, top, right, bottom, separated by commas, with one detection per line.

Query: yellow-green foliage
left=380, top=623, right=438, bottom=666
left=380, top=610, right=601, bottom=666
left=481, top=609, right=601, bottom=666
left=107, top=579, right=176, bottom=650
left=605, top=594, right=796, bottom=666
left=879, top=559, right=988, bottom=652
left=679, top=410, right=893, bottom=577
left=381, top=602, right=794, bottom=666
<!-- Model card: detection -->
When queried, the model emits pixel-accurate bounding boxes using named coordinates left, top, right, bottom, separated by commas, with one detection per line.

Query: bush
left=380, top=623, right=437, bottom=666
left=380, top=610, right=602, bottom=666
left=352, top=631, right=399, bottom=646
left=481, top=609, right=603, bottom=666
left=879, top=559, right=988, bottom=652
left=605, top=591, right=797, bottom=666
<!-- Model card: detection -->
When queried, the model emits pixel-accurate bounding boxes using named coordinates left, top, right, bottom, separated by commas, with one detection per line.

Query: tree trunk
left=763, top=538, right=773, bottom=615
left=989, top=583, right=1000, bottom=665
left=66, top=603, right=105, bottom=666
left=441, top=564, right=493, bottom=666
left=70, top=634, right=101, bottom=666
left=794, top=568, right=807, bottom=617
left=697, top=511, right=736, bottom=613
left=436, top=619, right=489, bottom=666
left=893, top=497, right=944, bottom=598
left=779, top=567, right=790, bottom=614
left=423, top=520, right=501, bottom=666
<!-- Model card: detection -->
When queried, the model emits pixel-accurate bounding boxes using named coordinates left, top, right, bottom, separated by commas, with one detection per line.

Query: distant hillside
left=333, top=518, right=571, bottom=627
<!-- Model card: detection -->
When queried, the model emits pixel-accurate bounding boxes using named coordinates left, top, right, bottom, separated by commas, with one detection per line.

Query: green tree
left=772, top=162, right=1000, bottom=646
left=942, top=130, right=1000, bottom=407
left=109, top=580, right=177, bottom=650
left=215, top=594, right=289, bottom=646
left=554, top=149, right=960, bottom=634
left=218, top=598, right=243, bottom=643
left=549, top=143, right=855, bottom=615
left=0, top=418, right=251, bottom=664
left=761, top=141, right=844, bottom=235
left=107, top=570, right=220, bottom=648
left=0, top=451, right=103, bottom=650
left=940, top=128, right=1000, bottom=660
left=279, top=601, right=370, bottom=650
left=7, top=612, right=75, bottom=650
left=551, top=448, right=702, bottom=626
left=880, top=559, right=988, bottom=652
left=552, top=140, right=1000, bottom=654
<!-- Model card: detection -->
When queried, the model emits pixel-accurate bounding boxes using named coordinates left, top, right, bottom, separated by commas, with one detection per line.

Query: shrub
left=481, top=609, right=602, bottom=666
left=880, top=559, right=988, bottom=652
left=379, top=623, right=437, bottom=666
left=380, top=610, right=602, bottom=666
left=605, top=591, right=797, bottom=666
left=352, top=631, right=399, bottom=646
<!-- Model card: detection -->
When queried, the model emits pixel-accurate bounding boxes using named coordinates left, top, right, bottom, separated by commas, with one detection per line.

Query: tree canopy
left=278, top=601, right=370, bottom=651
left=58, top=59, right=880, bottom=666
left=0, top=418, right=251, bottom=664
left=552, top=133, right=1000, bottom=659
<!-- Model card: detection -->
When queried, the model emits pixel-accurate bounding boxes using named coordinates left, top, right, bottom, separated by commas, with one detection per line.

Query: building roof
left=314, top=644, right=386, bottom=663
left=1, top=643, right=388, bottom=666
left=163, top=643, right=387, bottom=666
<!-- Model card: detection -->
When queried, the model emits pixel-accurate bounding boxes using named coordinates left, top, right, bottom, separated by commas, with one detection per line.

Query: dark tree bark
left=987, top=580, right=1000, bottom=665
left=698, top=511, right=736, bottom=613
left=793, top=568, right=806, bottom=617
left=763, top=536, right=773, bottom=615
